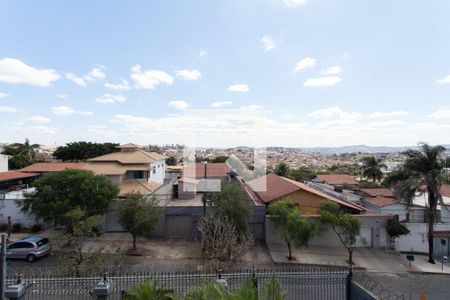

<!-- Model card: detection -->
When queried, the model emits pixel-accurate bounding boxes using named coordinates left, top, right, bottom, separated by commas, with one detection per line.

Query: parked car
left=6, top=236, right=51, bottom=262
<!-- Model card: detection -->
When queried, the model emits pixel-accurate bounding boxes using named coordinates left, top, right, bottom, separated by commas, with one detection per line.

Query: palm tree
left=385, top=143, right=450, bottom=263
left=1, top=138, right=39, bottom=169
left=124, top=280, right=175, bottom=300
left=361, top=156, right=386, bottom=182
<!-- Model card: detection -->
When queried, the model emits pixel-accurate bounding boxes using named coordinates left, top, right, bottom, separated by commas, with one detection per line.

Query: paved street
left=369, top=272, right=450, bottom=300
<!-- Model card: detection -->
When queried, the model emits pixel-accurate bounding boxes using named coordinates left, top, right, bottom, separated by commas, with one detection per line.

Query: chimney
left=334, top=185, right=343, bottom=193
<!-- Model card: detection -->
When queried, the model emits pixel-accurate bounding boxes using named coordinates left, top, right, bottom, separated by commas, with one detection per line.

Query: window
left=153, top=168, right=156, bottom=174
left=133, top=171, right=144, bottom=179
left=36, top=238, right=49, bottom=247
left=8, top=242, right=33, bottom=249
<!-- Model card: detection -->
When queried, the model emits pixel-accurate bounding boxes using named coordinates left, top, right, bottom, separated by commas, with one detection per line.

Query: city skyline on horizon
left=1, top=1, right=450, bottom=147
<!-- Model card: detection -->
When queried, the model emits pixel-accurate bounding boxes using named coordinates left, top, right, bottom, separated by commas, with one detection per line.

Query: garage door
left=104, top=211, right=124, bottom=232
left=356, top=227, right=373, bottom=247
left=166, top=215, right=192, bottom=237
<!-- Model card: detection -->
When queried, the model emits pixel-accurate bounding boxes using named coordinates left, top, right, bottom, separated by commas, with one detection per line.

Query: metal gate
left=104, top=211, right=124, bottom=232
left=166, top=215, right=193, bottom=237
left=249, top=223, right=265, bottom=240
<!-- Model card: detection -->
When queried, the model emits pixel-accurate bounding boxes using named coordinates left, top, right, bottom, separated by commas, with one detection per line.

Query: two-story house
left=85, top=143, right=167, bottom=197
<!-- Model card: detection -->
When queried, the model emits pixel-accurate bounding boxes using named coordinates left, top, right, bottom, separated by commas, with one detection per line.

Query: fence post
left=93, top=273, right=112, bottom=300
left=346, top=267, right=352, bottom=300
left=0, top=234, right=6, bottom=300
left=4, top=275, right=28, bottom=300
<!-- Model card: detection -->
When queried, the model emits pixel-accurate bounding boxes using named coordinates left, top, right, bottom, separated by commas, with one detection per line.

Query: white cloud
left=131, top=65, right=174, bottom=89
left=227, top=84, right=250, bottom=93
left=0, top=106, right=18, bottom=113
left=303, top=76, right=342, bottom=87
left=104, top=79, right=131, bottom=90
left=427, top=106, right=450, bottom=119
left=322, top=66, right=342, bottom=75
left=294, top=57, right=316, bottom=72
left=66, top=66, right=106, bottom=86
left=0, top=57, right=60, bottom=87
left=176, top=69, right=202, bottom=81
left=30, top=115, right=51, bottom=123
left=52, top=106, right=93, bottom=116
left=369, top=111, right=409, bottom=118
left=283, top=0, right=307, bottom=7
left=168, top=100, right=190, bottom=110
left=57, top=94, right=69, bottom=99
left=198, top=50, right=208, bottom=58
left=0, top=92, right=9, bottom=98
left=96, top=93, right=127, bottom=104
left=308, top=106, right=361, bottom=119
left=261, top=35, right=275, bottom=52
left=210, top=101, right=233, bottom=108
left=437, top=75, right=450, bottom=85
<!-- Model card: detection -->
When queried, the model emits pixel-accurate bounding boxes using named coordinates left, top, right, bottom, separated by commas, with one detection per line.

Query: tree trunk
left=287, top=241, right=292, bottom=260
left=348, top=248, right=353, bottom=268
left=132, top=234, right=137, bottom=250
left=427, top=190, right=436, bottom=264
left=373, top=175, right=376, bottom=183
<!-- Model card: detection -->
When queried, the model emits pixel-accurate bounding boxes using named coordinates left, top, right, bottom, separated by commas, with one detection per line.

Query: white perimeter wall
left=395, top=223, right=450, bottom=253
left=0, top=154, right=8, bottom=172
left=149, top=160, right=165, bottom=184
left=266, top=216, right=389, bottom=248
left=0, top=188, right=37, bottom=226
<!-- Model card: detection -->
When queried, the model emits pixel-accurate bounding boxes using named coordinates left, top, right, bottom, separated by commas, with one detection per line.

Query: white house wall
left=0, top=154, right=8, bottom=172
left=149, top=160, right=165, bottom=184
left=0, top=188, right=37, bottom=227
left=395, top=223, right=450, bottom=253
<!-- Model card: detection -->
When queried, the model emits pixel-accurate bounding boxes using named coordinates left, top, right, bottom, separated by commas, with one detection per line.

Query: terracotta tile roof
left=89, top=149, right=166, bottom=164
left=364, top=196, right=400, bottom=208
left=246, top=173, right=364, bottom=211
left=116, top=143, right=141, bottom=149
left=118, top=180, right=161, bottom=197
left=0, top=171, right=39, bottom=182
left=182, top=163, right=231, bottom=179
left=84, top=162, right=150, bottom=175
left=360, top=188, right=394, bottom=198
left=316, top=174, right=358, bottom=185
left=20, top=162, right=86, bottom=173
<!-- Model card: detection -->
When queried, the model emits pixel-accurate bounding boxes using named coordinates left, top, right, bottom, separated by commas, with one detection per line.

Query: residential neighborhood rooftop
left=89, top=149, right=167, bottom=164
left=360, top=188, right=395, bottom=198
left=315, top=174, right=359, bottom=185
left=0, top=171, right=39, bottom=182
left=118, top=179, right=162, bottom=197
left=364, top=195, right=400, bottom=208
left=182, top=163, right=231, bottom=179
left=20, top=162, right=86, bottom=173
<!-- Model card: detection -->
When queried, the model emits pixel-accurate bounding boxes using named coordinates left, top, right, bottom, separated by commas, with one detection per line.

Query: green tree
left=118, top=194, right=163, bottom=250
left=124, top=280, right=175, bottom=300
left=386, top=218, right=410, bottom=239
left=274, top=162, right=290, bottom=177
left=385, top=143, right=450, bottom=263
left=288, top=167, right=317, bottom=182
left=54, top=207, right=123, bottom=277
left=267, top=199, right=317, bottom=260
left=165, top=156, right=177, bottom=166
left=211, top=155, right=229, bottom=163
left=319, top=202, right=361, bottom=268
left=21, top=169, right=118, bottom=225
left=211, top=183, right=251, bottom=238
left=1, top=138, right=39, bottom=169
left=53, top=141, right=119, bottom=161
left=361, top=156, right=386, bottom=182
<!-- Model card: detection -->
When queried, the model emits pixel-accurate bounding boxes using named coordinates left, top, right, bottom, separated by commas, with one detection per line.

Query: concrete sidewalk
left=267, top=243, right=410, bottom=273
left=402, top=254, right=450, bottom=274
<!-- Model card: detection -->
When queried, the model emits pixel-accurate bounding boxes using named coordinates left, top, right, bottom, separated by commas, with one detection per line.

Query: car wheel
left=26, top=254, right=36, bottom=262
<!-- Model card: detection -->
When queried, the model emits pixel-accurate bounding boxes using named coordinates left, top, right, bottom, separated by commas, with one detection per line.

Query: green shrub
left=124, top=280, right=175, bottom=300
left=30, top=223, right=43, bottom=233
left=12, top=223, right=22, bottom=233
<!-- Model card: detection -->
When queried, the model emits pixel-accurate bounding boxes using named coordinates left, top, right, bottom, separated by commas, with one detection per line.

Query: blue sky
left=1, top=0, right=450, bottom=147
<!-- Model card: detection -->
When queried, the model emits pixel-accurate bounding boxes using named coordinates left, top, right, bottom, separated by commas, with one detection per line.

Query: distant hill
left=298, top=144, right=450, bottom=154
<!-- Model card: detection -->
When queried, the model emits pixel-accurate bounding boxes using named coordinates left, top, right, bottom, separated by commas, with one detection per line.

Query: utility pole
left=1, top=234, right=6, bottom=300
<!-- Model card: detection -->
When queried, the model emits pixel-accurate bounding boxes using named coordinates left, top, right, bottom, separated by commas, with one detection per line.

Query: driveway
left=267, top=243, right=410, bottom=273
